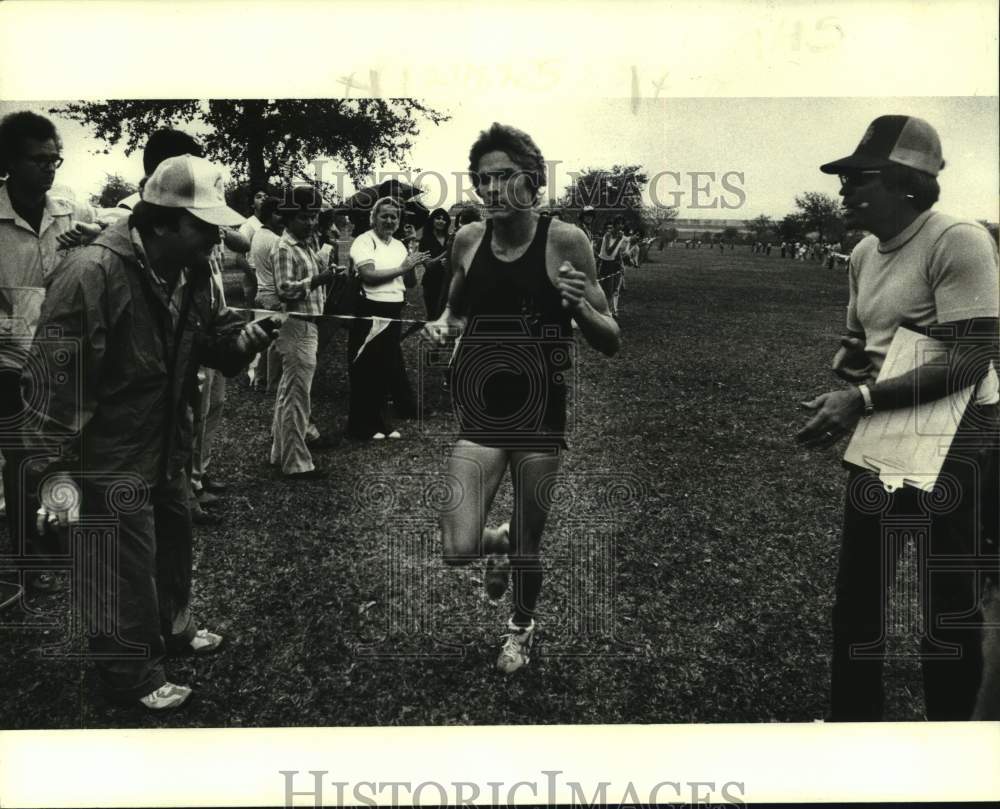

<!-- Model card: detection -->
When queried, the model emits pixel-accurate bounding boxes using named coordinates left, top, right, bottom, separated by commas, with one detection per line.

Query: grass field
left=0, top=245, right=927, bottom=728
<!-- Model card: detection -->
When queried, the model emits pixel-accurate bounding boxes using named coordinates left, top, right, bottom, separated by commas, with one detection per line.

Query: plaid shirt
left=274, top=231, right=325, bottom=316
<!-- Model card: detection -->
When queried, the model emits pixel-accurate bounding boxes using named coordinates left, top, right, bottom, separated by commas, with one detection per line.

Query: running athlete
left=424, top=123, right=620, bottom=673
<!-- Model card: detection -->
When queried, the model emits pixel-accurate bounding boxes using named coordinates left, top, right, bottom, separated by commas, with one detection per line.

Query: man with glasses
left=0, top=111, right=96, bottom=602
left=797, top=115, right=999, bottom=720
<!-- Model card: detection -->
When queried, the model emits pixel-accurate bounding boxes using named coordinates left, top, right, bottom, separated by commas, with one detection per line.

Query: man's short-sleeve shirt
left=239, top=215, right=262, bottom=268
left=846, top=209, right=999, bottom=404
left=0, top=185, right=96, bottom=369
left=252, top=227, right=281, bottom=309
left=349, top=230, right=407, bottom=302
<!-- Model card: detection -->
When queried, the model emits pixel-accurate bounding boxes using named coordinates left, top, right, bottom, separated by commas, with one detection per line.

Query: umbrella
left=340, top=178, right=430, bottom=234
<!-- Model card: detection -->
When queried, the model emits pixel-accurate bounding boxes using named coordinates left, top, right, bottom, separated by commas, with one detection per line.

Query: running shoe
left=139, top=682, right=192, bottom=711
left=496, top=618, right=535, bottom=674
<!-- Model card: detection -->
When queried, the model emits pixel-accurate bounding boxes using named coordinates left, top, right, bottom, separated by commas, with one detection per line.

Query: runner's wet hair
left=468, top=123, right=546, bottom=202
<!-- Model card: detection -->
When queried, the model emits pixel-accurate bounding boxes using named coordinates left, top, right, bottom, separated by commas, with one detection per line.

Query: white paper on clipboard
left=843, top=326, right=975, bottom=493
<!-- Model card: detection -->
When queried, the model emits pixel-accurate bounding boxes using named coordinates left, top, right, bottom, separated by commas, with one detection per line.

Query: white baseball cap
left=142, top=154, right=245, bottom=226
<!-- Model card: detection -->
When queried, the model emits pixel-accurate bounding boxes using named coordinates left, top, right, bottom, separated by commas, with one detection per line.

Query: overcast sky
left=2, top=96, right=996, bottom=222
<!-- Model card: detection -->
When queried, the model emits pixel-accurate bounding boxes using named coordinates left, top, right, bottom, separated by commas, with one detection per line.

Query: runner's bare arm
left=422, top=224, right=482, bottom=344
left=550, top=223, right=620, bottom=357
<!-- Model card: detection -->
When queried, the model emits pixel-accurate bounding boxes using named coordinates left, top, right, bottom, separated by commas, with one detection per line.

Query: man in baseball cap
left=25, top=153, right=277, bottom=711
left=798, top=115, right=1000, bottom=721
left=819, top=114, right=945, bottom=177
left=141, top=153, right=245, bottom=228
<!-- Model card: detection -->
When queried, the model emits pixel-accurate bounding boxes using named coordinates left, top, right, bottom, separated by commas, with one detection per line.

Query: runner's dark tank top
left=451, top=215, right=574, bottom=448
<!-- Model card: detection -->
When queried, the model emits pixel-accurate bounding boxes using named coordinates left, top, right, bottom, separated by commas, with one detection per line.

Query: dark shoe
left=191, top=503, right=224, bottom=526
left=202, top=476, right=227, bottom=494
left=195, top=489, right=221, bottom=507
left=306, top=435, right=339, bottom=450
left=285, top=469, right=328, bottom=481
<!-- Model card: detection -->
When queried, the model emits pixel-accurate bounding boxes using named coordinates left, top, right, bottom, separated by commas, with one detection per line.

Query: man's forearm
left=870, top=320, right=997, bottom=411
left=572, top=299, right=619, bottom=356
left=870, top=351, right=987, bottom=411
left=360, top=264, right=408, bottom=285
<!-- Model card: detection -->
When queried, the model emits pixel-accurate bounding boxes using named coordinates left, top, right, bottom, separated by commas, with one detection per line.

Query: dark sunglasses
left=838, top=169, right=882, bottom=187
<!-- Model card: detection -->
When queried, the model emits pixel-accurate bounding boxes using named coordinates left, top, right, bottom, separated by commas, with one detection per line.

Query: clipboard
left=843, top=326, right=976, bottom=493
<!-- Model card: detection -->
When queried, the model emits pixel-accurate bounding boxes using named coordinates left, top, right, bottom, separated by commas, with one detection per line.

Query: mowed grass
left=0, top=245, right=925, bottom=728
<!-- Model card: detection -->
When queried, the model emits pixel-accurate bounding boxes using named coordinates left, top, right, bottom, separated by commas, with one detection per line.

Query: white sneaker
left=189, top=628, right=224, bottom=655
left=139, top=682, right=192, bottom=711
left=372, top=432, right=387, bottom=440
left=387, top=430, right=402, bottom=439
left=496, top=618, right=535, bottom=674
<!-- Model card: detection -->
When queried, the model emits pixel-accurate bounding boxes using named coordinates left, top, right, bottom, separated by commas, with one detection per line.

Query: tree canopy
left=52, top=99, right=450, bottom=204
left=793, top=191, right=844, bottom=242
left=746, top=214, right=775, bottom=243
left=90, top=173, right=137, bottom=209
left=562, top=164, right=654, bottom=230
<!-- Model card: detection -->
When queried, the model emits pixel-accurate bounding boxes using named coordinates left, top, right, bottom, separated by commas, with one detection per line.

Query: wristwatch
left=858, top=383, right=874, bottom=418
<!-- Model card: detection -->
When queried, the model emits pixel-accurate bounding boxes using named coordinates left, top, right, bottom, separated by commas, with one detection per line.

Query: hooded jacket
left=23, top=216, right=252, bottom=487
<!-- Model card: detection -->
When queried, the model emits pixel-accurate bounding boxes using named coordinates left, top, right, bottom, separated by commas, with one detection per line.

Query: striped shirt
left=274, top=231, right=325, bottom=316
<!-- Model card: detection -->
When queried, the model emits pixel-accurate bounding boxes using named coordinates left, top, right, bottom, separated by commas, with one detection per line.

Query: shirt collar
left=877, top=210, right=935, bottom=253
left=0, top=184, right=75, bottom=224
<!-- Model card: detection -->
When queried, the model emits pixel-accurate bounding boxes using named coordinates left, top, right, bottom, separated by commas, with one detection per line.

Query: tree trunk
left=243, top=100, right=268, bottom=191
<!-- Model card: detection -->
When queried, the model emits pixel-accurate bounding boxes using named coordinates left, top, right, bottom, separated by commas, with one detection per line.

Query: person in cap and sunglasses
left=796, top=115, right=999, bottom=720
left=25, top=154, right=277, bottom=711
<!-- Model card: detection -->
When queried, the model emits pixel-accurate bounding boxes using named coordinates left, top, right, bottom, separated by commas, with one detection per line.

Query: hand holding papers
left=843, top=326, right=976, bottom=493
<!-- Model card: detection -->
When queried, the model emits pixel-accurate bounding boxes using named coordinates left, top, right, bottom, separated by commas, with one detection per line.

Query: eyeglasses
left=22, top=154, right=64, bottom=169
left=838, top=170, right=882, bottom=187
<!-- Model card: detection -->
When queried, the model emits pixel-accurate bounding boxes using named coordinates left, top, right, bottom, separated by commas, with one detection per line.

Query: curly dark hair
left=0, top=110, right=61, bottom=175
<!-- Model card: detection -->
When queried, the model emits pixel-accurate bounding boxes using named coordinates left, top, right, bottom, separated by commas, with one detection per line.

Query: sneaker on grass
left=139, top=682, right=192, bottom=711
left=496, top=618, right=535, bottom=674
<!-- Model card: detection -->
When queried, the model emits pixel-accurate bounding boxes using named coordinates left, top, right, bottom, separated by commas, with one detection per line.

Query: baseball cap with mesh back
left=820, top=115, right=945, bottom=177
left=141, top=154, right=245, bottom=226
